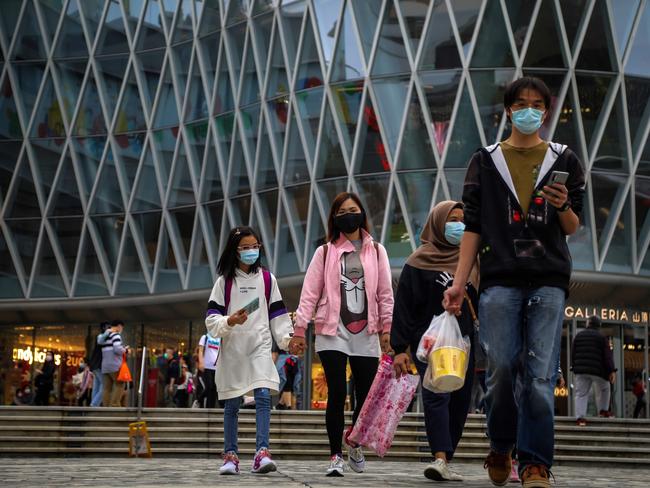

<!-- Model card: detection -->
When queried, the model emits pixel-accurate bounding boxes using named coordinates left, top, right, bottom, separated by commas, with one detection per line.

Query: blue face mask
left=444, top=222, right=465, bottom=246
left=239, top=249, right=259, bottom=265
left=511, top=108, right=545, bottom=135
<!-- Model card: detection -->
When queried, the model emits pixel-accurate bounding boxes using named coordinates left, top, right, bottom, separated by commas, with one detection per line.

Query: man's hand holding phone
left=227, top=309, right=248, bottom=326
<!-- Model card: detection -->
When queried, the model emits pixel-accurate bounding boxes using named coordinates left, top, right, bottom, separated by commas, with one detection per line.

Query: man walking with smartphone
left=444, top=77, right=585, bottom=487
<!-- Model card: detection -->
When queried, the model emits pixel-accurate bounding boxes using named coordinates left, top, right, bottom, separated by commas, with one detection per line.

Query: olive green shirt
left=501, top=141, right=548, bottom=215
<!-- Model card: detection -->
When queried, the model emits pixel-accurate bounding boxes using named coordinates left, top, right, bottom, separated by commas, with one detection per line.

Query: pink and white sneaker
left=251, top=448, right=277, bottom=474
left=509, top=459, right=520, bottom=483
left=219, top=451, right=240, bottom=475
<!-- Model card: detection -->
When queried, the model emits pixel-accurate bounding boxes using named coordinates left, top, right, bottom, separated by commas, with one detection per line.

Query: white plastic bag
left=422, top=312, right=471, bottom=393
left=416, top=313, right=445, bottom=362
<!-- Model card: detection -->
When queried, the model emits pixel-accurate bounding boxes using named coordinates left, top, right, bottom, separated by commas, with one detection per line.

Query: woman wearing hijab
left=391, top=201, right=479, bottom=482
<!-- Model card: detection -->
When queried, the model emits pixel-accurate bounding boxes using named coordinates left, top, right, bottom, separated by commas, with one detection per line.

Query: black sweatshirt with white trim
left=462, top=142, right=586, bottom=295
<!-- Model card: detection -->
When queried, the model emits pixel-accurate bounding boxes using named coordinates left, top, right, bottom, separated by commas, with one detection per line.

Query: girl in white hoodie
left=205, top=226, right=300, bottom=475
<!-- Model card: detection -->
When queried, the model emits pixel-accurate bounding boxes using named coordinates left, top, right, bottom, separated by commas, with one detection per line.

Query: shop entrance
left=569, top=319, right=649, bottom=419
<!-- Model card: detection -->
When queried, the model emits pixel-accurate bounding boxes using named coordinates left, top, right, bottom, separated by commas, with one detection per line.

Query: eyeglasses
left=237, top=244, right=261, bottom=251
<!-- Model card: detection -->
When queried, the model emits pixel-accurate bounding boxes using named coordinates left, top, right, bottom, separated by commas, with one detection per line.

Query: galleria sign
left=565, top=306, right=649, bottom=324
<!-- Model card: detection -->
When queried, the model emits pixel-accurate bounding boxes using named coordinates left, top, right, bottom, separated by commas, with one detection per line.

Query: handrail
left=137, top=346, right=147, bottom=421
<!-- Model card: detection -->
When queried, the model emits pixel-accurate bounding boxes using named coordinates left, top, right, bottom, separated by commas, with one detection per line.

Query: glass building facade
left=0, top=0, right=648, bottom=413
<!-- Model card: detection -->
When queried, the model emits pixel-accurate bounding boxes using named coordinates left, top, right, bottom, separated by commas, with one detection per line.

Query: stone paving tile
left=0, top=458, right=649, bottom=487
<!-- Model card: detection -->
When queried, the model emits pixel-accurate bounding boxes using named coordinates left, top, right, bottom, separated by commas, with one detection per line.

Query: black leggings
left=318, top=350, right=378, bottom=456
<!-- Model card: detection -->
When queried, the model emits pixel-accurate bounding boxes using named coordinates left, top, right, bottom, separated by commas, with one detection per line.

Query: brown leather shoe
left=483, top=450, right=512, bottom=486
left=521, top=464, right=552, bottom=487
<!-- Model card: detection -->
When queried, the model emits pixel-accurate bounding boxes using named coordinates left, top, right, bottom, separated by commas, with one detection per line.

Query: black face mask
left=334, top=212, right=364, bottom=234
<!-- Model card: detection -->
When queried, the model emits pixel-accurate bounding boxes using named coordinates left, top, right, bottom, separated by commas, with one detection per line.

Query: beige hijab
left=406, top=200, right=479, bottom=290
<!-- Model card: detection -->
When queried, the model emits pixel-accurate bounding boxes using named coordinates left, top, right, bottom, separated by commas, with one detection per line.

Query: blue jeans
left=223, top=388, right=271, bottom=453
left=479, top=286, right=564, bottom=470
left=90, top=369, right=103, bottom=406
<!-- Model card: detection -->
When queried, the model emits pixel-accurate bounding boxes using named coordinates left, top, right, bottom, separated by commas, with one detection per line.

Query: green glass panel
left=73, top=73, right=107, bottom=136
left=354, top=91, right=390, bottom=174
left=450, top=0, right=482, bottom=58
left=153, top=61, right=179, bottom=129
left=331, top=0, right=364, bottom=82
left=138, top=49, right=166, bottom=115
left=397, top=87, right=436, bottom=170
left=355, top=174, right=390, bottom=238
left=351, top=0, right=381, bottom=64
left=371, top=1, right=411, bottom=76
left=471, top=0, right=515, bottom=68
left=92, top=214, right=125, bottom=277
left=96, top=0, right=130, bottom=55
left=523, top=0, right=566, bottom=67
left=95, top=55, right=129, bottom=124
left=5, top=156, right=40, bottom=218
left=284, top=111, right=310, bottom=185
left=0, top=227, right=23, bottom=298
left=50, top=149, right=83, bottom=216
left=5, top=219, right=41, bottom=277
left=72, top=136, right=106, bottom=199
left=315, top=102, right=347, bottom=179
left=384, top=191, right=412, bottom=265
left=50, top=216, right=83, bottom=277
left=470, top=69, right=516, bottom=144
left=12, top=0, right=48, bottom=60
left=444, top=84, right=482, bottom=168
left=138, top=0, right=167, bottom=50
left=504, top=0, right=536, bottom=55
left=398, top=171, right=436, bottom=245
left=53, top=0, right=88, bottom=59
left=625, top=2, right=650, bottom=77
left=31, top=75, right=65, bottom=138
left=172, top=0, right=194, bottom=44
left=199, top=0, right=221, bottom=36
left=201, top=135, right=224, bottom=201
left=576, top=74, right=614, bottom=151
left=420, top=70, right=461, bottom=157
left=255, top=121, right=278, bottom=191
left=312, top=0, right=343, bottom=73
left=295, top=87, right=324, bottom=162
left=31, top=233, right=67, bottom=297
left=90, top=154, right=125, bottom=214
left=331, top=81, right=363, bottom=159
left=372, top=76, right=409, bottom=159
left=0, top=75, right=22, bottom=139
left=576, top=0, right=617, bottom=72
left=114, top=132, right=145, bottom=195
left=266, top=29, right=290, bottom=97
left=14, top=62, right=45, bottom=119
left=116, top=227, right=149, bottom=295
left=131, top=142, right=162, bottom=211
left=131, top=210, right=162, bottom=273
left=154, top=226, right=182, bottom=293
left=601, top=193, right=633, bottom=273
left=31, top=138, right=63, bottom=202
left=74, top=227, right=109, bottom=296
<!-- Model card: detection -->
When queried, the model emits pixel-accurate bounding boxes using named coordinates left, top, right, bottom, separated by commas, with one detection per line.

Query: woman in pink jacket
left=292, top=192, right=394, bottom=477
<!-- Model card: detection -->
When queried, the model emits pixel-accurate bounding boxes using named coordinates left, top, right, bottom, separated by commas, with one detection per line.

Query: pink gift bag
left=347, top=354, right=420, bottom=457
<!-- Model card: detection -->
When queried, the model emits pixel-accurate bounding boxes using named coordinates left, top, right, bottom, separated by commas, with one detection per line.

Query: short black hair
left=111, top=319, right=125, bottom=327
left=587, top=315, right=601, bottom=328
left=217, top=226, right=264, bottom=279
left=99, top=321, right=111, bottom=331
left=503, top=76, right=552, bottom=111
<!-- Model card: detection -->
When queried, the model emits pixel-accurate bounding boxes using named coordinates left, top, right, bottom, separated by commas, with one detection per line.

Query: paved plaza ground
left=1, top=458, right=649, bottom=487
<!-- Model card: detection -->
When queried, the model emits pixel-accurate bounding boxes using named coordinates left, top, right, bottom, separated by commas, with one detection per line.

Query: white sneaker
left=326, top=454, right=345, bottom=477
left=219, top=451, right=240, bottom=475
left=251, top=448, right=277, bottom=474
left=424, top=458, right=463, bottom=481
left=347, top=443, right=365, bottom=473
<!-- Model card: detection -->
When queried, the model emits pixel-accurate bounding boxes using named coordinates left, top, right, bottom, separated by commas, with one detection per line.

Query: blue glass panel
left=132, top=142, right=162, bottom=211
left=576, top=74, right=614, bottom=151
left=31, top=234, right=67, bottom=297
left=504, top=0, right=536, bottom=55
left=275, top=208, right=301, bottom=275
left=355, top=174, right=390, bottom=238
left=169, top=147, right=196, bottom=207
left=95, top=55, right=129, bottom=124
left=152, top=127, right=179, bottom=186
left=74, top=228, right=109, bottom=296
left=0, top=0, right=22, bottom=48
left=267, top=96, right=289, bottom=161
left=558, top=0, right=588, bottom=54
left=214, top=112, right=234, bottom=167
left=5, top=219, right=41, bottom=276
left=198, top=32, right=220, bottom=89
left=398, top=171, right=436, bottom=245
left=226, top=22, right=247, bottom=87
left=96, top=0, right=130, bottom=55
left=185, top=57, right=209, bottom=121
left=314, top=103, right=347, bottom=179
left=12, top=1, right=48, bottom=60
left=354, top=91, right=390, bottom=174
left=254, top=121, right=277, bottom=191
left=284, top=111, right=310, bottom=185
left=602, top=193, right=633, bottom=273
left=351, top=0, right=381, bottom=64
left=397, top=88, right=436, bottom=170
left=49, top=149, right=83, bottom=216
left=312, top=0, right=342, bottom=73
left=331, top=81, right=363, bottom=159
left=240, top=43, right=260, bottom=106
left=138, top=0, right=167, bottom=50
left=419, top=0, right=461, bottom=70
left=188, top=221, right=212, bottom=289
left=5, top=156, right=40, bottom=219
left=114, top=132, right=145, bottom=194
left=131, top=211, right=162, bottom=273
left=72, top=136, right=106, bottom=199
left=241, top=104, right=260, bottom=166
left=201, top=134, right=224, bottom=202
left=228, top=130, right=251, bottom=195
left=625, top=2, right=650, bottom=77
left=0, top=227, right=23, bottom=298
left=90, top=154, right=125, bottom=214
left=78, top=0, right=106, bottom=48
left=444, top=84, right=482, bottom=168
left=295, top=87, right=324, bottom=161
left=115, top=66, right=147, bottom=134
left=634, top=176, right=650, bottom=241
left=31, top=138, right=63, bottom=202
left=138, top=49, right=166, bottom=115
left=92, top=214, right=125, bottom=276
left=420, top=70, right=461, bottom=157
left=0, top=141, right=21, bottom=203
left=226, top=0, right=248, bottom=26
left=625, top=77, right=650, bottom=150
left=523, top=0, right=566, bottom=67
left=251, top=12, right=272, bottom=79
left=611, top=0, right=640, bottom=57
left=470, top=69, right=516, bottom=144
left=278, top=0, right=306, bottom=71
left=169, top=206, right=195, bottom=266
left=372, top=76, right=409, bottom=159
left=470, top=0, right=515, bottom=68
left=576, top=0, right=617, bottom=71
left=172, top=40, right=193, bottom=89
left=73, top=73, right=107, bottom=136
left=371, top=1, right=410, bottom=76
left=153, top=62, right=180, bottom=128
left=172, top=0, right=194, bottom=44
left=384, top=191, right=412, bottom=264
left=49, top=216, right=83, bottom=276
left=0, top=75, right=22, bottom=140
left=285, top=184, right=310, bottom=243
left=115, top=227, right=149, bottom=295
left=199, top=0, right=221, bottom=36
left=14, top=62, right=46, bottom=122
left=257, top=189, right=278, bottom=255
left=330, top=0, right=365, bottom=82
left=266, top=30, right=290, bottom=97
